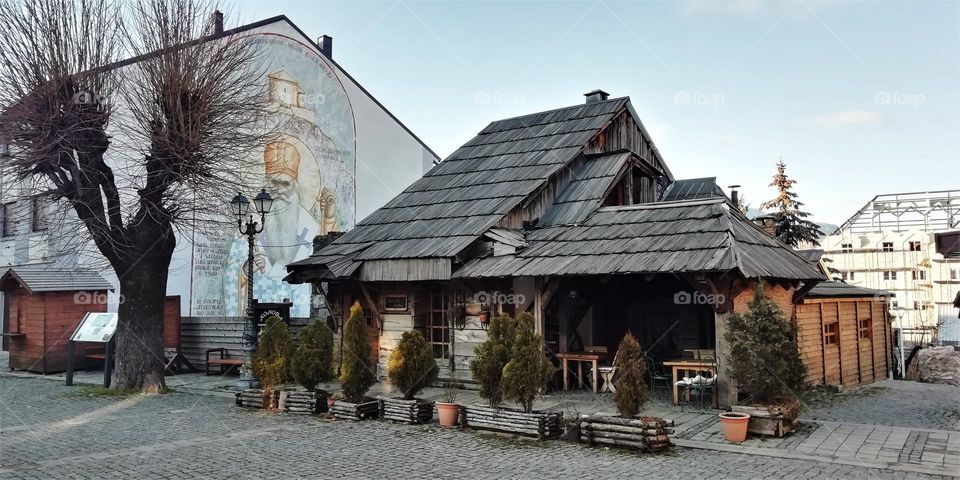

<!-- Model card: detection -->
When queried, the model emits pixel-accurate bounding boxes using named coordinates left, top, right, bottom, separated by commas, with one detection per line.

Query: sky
left=237, top=0, right=959, bottom=226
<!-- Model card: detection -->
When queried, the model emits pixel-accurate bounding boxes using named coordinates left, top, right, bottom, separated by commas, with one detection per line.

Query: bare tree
left=0, top=0, right=267, bottom=391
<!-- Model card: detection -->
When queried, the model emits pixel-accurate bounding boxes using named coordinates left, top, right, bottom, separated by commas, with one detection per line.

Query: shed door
left=822, top=302, right=841, bottom=385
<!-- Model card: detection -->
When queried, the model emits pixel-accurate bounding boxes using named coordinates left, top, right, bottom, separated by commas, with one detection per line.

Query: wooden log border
left=331, top=398, right=381, bottom=420
left=378, top=397, right=434, bottom=424
left=462, top=404, right=564, bottom=439
left=578, top=414, right=674, bottom=453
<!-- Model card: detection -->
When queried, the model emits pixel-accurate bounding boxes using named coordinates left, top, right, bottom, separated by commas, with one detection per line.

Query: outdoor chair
left=644, top=353, right=672, bottom=398
left=594, top=347, right=619, bottom=393
left=678, top=355, right=718, bottom=411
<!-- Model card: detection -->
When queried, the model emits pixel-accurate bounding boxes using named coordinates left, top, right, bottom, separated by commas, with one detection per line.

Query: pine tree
left=339, top=301, right=376, bottom=403
left=501, top=313, right=554, bottom=413
left=760, top=160, right=824, bottom=247
left=290, top=319, right=335, bottom=392
left=725, top=285, right=806, bottom=404
left=470, top=314, right=517, bottom=407
left=387, top=330, right=439, bottom=400
left=612, top=332, right=648, bottom=418
left=252, top=315, right=293, bottom=390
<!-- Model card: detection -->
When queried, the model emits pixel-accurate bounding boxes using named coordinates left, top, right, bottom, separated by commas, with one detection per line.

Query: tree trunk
left=111, top=259, right=171, bottom=392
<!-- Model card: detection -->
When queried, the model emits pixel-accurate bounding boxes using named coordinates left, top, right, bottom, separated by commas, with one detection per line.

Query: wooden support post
left=103, top=338, right=114, bottom=388
left=359, top=285, right=382, bottom=334
left=65, top=340, right=75, bottom=387
left=714, top=311, right=736, bottom=408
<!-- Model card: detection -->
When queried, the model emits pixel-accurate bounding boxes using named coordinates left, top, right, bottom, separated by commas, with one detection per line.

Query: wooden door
left=822, top=302, right=841, bottom=385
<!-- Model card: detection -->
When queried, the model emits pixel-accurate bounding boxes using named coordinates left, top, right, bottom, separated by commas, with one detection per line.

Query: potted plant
left=329, top=301, right=379, bottom=420
left=284, top=319, right=335, bottom=414
left=240, top=315, right=292, bottom=410
left=464, top=313, right=563, bottom=439
left=380, top=330, right=439, bottom=424
left=579, top=332, right=673, bottom=453
left=478, top=306, right=491, bottom=325
left=436, top=381, right=461, bottom=427
left=725, top=285, right=805, bottom=438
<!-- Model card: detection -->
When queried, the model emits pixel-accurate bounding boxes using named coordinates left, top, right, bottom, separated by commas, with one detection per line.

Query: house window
left=858, top=318, right=873, bottom=339
left=883, top=271, right=897, bottom=281
left=881, top=242, right=894, bottom=252
left=912, top=270, right=926, bottom=281
left=840, top=243, right=853, bottom=254
left=823, top=322, right=839, bottom=345
left=1, top=202, right=14, bottom=237
left=951, top=269, right=960, bottom=281
left=31, top=197, right=48, bottom=232
left=841, top=271, right=855, bottom=281
left=383, top=294, right=408, bottom=312
left=913, top=301, right=927, bottom=310
left=889, top=300, right=899, bottom=309
left=909, top=241, right=922, bottom=252
left=427, top=290, right=450, bottom=359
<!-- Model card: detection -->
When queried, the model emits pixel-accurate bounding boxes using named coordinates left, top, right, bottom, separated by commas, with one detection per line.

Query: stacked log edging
left=330, top=398, right=380, bottom=420
left=578, top=415, right=674, bottom=453
left=462, top=404, right=563, bottom=439
left=279, top=390, right=329, bottom=415
left=235, top=388, right=279, bottom=410
left=730, top=405, right=797, bottom=437
left=378, top=397, right=434, bottom=424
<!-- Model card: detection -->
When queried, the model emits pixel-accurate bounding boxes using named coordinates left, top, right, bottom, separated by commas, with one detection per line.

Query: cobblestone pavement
left=801, top=379, right=960, bottom=431
left=1, top=377, right=957, bottom=479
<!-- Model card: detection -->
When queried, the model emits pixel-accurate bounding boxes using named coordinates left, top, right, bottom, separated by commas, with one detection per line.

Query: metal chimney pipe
left=728, top=184, right=741, bottom=207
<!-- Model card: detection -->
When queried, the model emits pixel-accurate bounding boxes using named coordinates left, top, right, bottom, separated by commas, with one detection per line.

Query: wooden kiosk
left=0, top=265, right=114, bottom=373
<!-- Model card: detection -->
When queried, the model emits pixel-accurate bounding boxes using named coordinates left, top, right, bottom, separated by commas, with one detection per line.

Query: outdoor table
left=556, top=352, right=607, bottom=393
left=662, top=358, right=718, bottom=407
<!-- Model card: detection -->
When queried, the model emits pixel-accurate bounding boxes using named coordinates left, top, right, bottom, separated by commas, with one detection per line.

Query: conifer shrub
left=252, top=315, right=293, bottom=389
left=469, top=314, right=517, bottom=407
left=725, top=284, right=806, bottom=405
left=501, top=313, right=553, bottom=413
left=339, top=301, right=376, bottom=403
left=291, top=319, right=335, bottom=392
left=387, top=330, right=439, bottom=400
left=612, top=332, right=648, bottom=418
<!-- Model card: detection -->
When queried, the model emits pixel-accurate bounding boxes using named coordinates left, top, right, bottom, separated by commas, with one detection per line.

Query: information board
left=70, top=312, right=119, bottom=343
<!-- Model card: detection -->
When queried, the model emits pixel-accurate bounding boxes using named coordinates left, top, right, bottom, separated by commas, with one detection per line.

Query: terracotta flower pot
left=478, top=312, right=490, bottom=324
left=436, top=402, right=460, bottom=427
left=718, top=412, right=750, bottom=443
left=327, top=397, right=337, bottom=409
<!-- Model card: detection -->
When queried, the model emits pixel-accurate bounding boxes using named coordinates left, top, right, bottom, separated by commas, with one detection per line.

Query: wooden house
left=1, top=265, right=114, bottom=373
left=287, top=91, right=825, bottom=407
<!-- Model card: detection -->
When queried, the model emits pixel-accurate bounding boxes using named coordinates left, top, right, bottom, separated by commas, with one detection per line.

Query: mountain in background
left=743, top=207, right=839, bottom=237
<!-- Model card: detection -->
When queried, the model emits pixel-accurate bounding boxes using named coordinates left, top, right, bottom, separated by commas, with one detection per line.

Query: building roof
left=0, top=264, right=114, bottom=293
left=834, top=190, right=960, bottom=235
left=660, top=177, right=727, bottom=202
left=806, top=281, right=892, bottom=299
left=307, top=97, right=632, bottom=263
left=539, top=151, right=632, bottom=226
left=453, top=198, right=824, bottom=280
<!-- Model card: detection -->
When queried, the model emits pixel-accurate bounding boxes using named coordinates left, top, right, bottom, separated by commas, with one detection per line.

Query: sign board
left=70, top=312, right=119, bottom=343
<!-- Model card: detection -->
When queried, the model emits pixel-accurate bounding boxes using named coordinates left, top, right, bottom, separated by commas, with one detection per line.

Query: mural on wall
left=190, top=33, right=356, bottom=319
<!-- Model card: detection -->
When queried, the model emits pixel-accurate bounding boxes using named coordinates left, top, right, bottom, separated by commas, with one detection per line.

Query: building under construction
left=821, top=190, right=960, bottom=346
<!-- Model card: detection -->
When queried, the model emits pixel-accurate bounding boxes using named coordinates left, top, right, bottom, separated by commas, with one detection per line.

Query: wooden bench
left=206, top=348, right=243, bottom=376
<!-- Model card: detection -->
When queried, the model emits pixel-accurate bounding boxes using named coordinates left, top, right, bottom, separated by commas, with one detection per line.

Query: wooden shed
left=1, top=265, right=114, bottom=373
left=795, top=282, right=893, bottom=388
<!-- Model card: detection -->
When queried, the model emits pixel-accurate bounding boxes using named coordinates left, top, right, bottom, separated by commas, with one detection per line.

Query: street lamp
left=231, top=188, right=273, bottom=390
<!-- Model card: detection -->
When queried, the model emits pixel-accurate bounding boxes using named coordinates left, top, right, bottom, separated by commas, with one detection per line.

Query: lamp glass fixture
left=230, top=192, right=250, bottom=217
left=253, top=188, right=273, bottom=215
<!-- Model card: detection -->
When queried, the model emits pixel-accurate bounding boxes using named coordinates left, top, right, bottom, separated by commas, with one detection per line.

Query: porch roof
left=452, top=198, right=825, bottom=280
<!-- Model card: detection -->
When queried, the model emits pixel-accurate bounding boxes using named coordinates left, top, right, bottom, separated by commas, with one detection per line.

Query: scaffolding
left=835, top=190, right=960, bottom=235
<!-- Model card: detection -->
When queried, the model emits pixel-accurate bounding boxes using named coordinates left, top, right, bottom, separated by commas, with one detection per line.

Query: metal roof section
left=806, top=281, right=893, bottom=299
left=660, top=177, right=727, bottom=202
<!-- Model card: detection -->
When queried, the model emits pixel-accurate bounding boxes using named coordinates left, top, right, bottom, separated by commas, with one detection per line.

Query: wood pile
left=579, top=415, right=674, bottom=453
left=378, top=397, right=434, bottom=424
left=235, top=388, right=278, bottom=410
left=330, top=398, right=380, bottom=420
left=462, top=404, right=563, bottom=439
left=730, top=405, right=796, bottom=437
left=279, top=390, right=329, bottom=415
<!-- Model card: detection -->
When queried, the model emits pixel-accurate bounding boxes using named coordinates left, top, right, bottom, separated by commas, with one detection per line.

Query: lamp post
left=230, top=188, right=274, bottom=390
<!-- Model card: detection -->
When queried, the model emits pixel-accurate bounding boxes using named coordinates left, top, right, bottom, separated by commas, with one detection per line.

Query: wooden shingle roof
left=0, top=264, right=114, bottom=293
left=305, top=97, right=630, bottom=264
left=453, top=198, right=824, bottom=280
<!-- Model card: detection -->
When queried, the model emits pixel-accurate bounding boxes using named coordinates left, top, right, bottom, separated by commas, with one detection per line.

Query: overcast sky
left=238, top=0, right=959, bottom=226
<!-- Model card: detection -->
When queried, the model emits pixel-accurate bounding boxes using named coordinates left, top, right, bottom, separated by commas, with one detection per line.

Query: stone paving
left=0, top=375, right=955, bottom=480
left=801, top=379, right=960, bottom=431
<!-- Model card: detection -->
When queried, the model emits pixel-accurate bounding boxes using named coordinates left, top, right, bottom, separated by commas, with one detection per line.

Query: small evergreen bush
left=469, top=314, right=517, bottom=407
left=252, top=315, right=293, bottom=389
left=501, top=313, right=553, bottom=413
left=612, top=332, right=648, bottom=418
left=725, top=284, right=806, bottom=404
left=291, top=319, right=335, bottom=392
left=339, top=301, right=376, bottom=403
left=387, top=330, right=439, bottom=400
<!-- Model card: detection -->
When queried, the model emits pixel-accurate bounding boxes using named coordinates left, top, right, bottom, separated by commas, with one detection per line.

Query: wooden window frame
left=31, top=196, right=48, bottom=232
left=382, top=293, right=409, bottom=313
left=858, top=317, right=872, bottom=339
left=908, top=241, right=922, bottom=252
left=426, top=290, right=451, bottom=360
left=1, top=202, right=14, bottom=237
left=883, top=271, right=897, bottom=281
left=823, top=322, right=839, bottom=345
